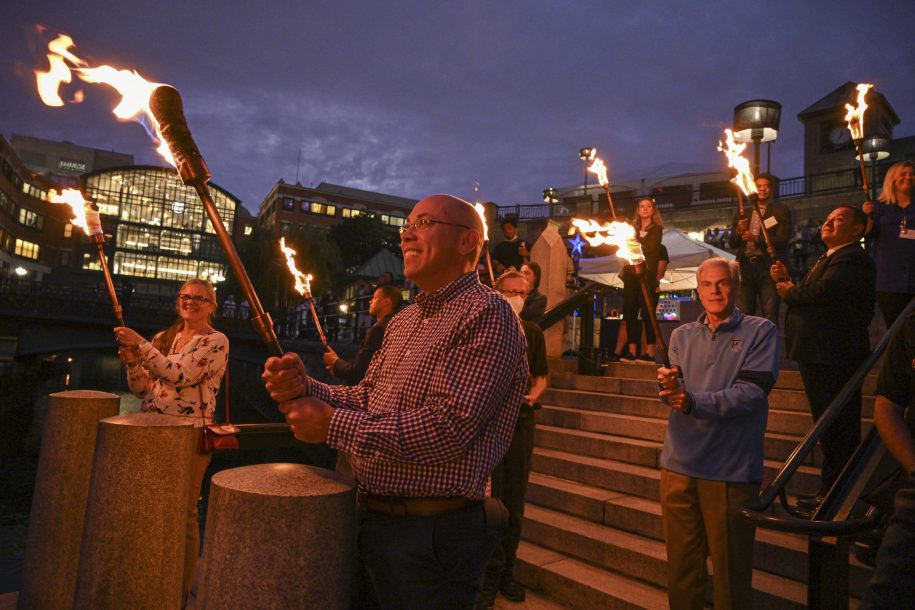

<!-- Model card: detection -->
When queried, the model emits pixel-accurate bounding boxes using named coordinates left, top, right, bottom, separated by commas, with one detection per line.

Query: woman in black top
left=520, top=262, right=547, bottom=323
left=618, top=198, right=663, bottom=363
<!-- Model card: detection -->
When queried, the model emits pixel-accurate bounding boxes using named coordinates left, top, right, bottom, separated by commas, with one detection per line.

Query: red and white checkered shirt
left=313, top=272, right=528, bottom=500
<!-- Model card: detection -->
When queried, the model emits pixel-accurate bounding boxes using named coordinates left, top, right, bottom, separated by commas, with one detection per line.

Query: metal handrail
left=739, top=295, right=915, bottom=536
left=537, top=281, right=612, bottom=331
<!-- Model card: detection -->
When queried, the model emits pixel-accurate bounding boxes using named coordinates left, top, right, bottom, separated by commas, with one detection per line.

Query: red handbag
left=200, top=369, right=239, bottom=453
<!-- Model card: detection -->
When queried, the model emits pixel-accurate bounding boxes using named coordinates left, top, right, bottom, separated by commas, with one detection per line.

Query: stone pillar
left=198, top=463, right=355, bottom=610
left=73, top=413, right=196, bottom=610
left=17, top=390, right=120, bottom=610
left=531, top=220, right=573, bottom=357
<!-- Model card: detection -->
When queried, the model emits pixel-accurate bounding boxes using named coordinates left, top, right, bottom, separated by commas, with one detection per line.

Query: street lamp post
left=579, top=147, right=595, bottom=214
left=733, top=100, right=782, bottom=175
left=858, top=136, right=891, bottom=202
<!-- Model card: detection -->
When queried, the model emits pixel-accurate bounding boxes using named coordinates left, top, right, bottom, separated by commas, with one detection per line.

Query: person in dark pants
left=619, top=197, right=663, bottom=363
left=771, top=205, right=876, bottom=503
left=477, top=270, right=549, bottom=609
left=263, top=195, right=526, bottom=609
left=729, top=173, right=792, bottom=325
left=861, top=312, right=915, bottom=609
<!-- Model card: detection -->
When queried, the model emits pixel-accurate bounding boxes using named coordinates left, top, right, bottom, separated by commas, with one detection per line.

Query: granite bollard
left=73, top=413, right=196, bottom=610
left=17, top=390, right=120, bottom=610
left=198, top=463, right=355, bottom=610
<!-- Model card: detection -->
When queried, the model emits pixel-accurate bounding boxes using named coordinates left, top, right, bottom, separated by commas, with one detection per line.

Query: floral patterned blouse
left=126, top=331, right=229, bottom=426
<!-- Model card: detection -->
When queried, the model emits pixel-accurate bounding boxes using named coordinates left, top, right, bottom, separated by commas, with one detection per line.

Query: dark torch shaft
left=484, top=248, right=496, bottom=284
left=747, top=193, right=777, bottom=260
left=602, top=184, right=617, bottom=221
left=150, top=85, right=282, bottom=358
left=92, top=234, right=125, bottom=326
left=305, top=297, right=329, bottom=349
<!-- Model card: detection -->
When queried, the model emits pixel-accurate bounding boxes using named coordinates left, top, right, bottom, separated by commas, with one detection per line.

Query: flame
left=473, top=203, right=490, bottom=242
left=587, top=157, right=609, bottom=188
left=48, top=188, right=103, bottom=235
left=34, top=34, right=174, bottom=166
left=717, top=129, right=758, bottom=197
left=568, top=218, right=643, bottom=264
left=844, top=83, right=873, bottom=142
left=279, top=238, right=313, bottom=297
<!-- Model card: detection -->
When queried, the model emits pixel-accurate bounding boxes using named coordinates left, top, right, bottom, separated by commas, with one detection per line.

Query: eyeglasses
left=178, top=294, right=212, bottom=304
left=498, top=289, right=528, bottom=297
left=399, top=218, right=471, bottom=235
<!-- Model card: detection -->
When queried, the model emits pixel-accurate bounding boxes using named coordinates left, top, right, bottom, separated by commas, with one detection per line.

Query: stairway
left=514, top=362, right=877, bottom=609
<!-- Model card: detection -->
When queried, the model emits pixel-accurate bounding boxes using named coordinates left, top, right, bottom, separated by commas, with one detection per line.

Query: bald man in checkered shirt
left=263, top=194, right=529, bottom=609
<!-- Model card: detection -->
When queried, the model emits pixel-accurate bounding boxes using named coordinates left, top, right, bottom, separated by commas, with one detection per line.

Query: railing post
left=807, top=536, right=849, bottom=610
left=578, top=290, right=596, bottom=375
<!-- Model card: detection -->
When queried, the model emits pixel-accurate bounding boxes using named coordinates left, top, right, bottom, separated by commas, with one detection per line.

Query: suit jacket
left=332, top=314, right=394, bottom=385
left=728, top=200, right=792, bottom=263
left=783, top=242, right=876, bottom=364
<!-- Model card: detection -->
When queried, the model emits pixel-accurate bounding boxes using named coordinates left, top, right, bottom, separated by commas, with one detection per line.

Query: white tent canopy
left=578, top=228, right=735, bottom=291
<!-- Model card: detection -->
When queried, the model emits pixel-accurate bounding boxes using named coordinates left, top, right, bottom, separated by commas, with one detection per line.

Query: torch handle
left=193, top=183, right=283, bottom=358
left=92, top=235, right=125, bottom=326
left=603, top=184, right=617, bottom=221
left=854, top=139, right=871, bottom=198
left=484, top=248, right=496, bottom=285
left=736, top=187, right=746, bottom=219
left=306, top=298, right=329, bottom=350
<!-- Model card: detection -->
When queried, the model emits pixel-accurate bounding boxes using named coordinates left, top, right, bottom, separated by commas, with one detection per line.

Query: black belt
left=741, top=255, right=768, bottom=264
left=357, top=493, right=478, bottom=517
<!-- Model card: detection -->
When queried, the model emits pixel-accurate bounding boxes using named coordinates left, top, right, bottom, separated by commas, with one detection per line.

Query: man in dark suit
left=323, top=284, right=402, bottom=385
left=770, top=205, right=876, bottom=498
left=729, top=173, right=793, bottom=324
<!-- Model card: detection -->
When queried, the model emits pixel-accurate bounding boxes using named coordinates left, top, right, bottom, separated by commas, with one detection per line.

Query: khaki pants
left=659, top=470, right=758, bottom=610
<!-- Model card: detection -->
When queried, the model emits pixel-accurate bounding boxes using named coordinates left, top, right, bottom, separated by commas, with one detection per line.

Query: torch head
left=149, top=85, right=211, bottom=186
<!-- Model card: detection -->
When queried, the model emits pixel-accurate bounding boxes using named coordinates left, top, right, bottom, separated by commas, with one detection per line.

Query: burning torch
left=49, top=188, right=125, bottom=326
left=586, top=155, right=617, bottom=221
left=279, top=238, right=329, bottom=350
left=473, top=203, right=496, bottom=284
left=718, top=129, right=777, bottom=261
left=568, top=218, right=670, bottom=367
left=34, top=33, right=283, bottom=357
left=845, top=83, right=874, bottom=199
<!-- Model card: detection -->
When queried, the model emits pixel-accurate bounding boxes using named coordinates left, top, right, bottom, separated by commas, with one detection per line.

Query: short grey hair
left=696, top=257, right=741, bottom=285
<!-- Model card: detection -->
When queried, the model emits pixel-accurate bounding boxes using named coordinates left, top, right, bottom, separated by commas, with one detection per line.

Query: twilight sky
left=2, top=1, right=913, bottom=214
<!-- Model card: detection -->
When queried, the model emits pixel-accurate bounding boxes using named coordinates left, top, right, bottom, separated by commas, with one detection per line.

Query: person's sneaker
left=618, top=350, right=636, bottom=363
left=636, top=354, right=656, bottom=364
left=499, top=577, right=526, bottom=602
left=473, top=590, right=496, bottom=610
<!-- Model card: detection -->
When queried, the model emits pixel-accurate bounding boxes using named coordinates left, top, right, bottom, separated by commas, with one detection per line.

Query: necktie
left=802, top=254, right=827, bottom=286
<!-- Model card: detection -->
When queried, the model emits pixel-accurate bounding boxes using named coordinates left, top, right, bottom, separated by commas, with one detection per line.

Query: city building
left=10, top=134, right=134, bottom=187
left=256, top=180, right=416, bottom=235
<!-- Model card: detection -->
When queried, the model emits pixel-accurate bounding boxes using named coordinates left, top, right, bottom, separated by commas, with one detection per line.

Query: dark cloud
left=2, top=1, right=913, bottom=213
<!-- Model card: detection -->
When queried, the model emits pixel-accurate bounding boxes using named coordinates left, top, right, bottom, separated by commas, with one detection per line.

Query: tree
left=328, top=215, right=401, bottom=275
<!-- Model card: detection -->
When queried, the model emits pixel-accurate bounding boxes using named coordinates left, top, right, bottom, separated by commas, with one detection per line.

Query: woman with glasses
left=114, top=278, right=228, bottom=606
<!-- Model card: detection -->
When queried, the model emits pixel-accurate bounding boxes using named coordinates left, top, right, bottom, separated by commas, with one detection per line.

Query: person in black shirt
left=519, top=262, right=547, bottom=323
left=323, top=285, right=402, bottom=385
left=478, top=270, right=549, bottom=608
left=492, top=218, right=529, bottom=273
left=619, top=198, right=664, bottom=363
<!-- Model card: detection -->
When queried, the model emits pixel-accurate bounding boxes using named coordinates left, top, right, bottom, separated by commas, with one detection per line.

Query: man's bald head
left=401, top=194, right=484, bottom=292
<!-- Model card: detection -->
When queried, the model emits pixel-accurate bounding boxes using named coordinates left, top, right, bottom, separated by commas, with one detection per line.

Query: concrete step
left=522, top=504, right=808, bottom=609
left=532, top=446, right=820, bottom=499
left=540, top=400, right=874, bottom=445
left=546, top=378, right=876, bottom=417
left=525, top=473, right=874, bottom=598
left=592, top=362, right=877, bottom=396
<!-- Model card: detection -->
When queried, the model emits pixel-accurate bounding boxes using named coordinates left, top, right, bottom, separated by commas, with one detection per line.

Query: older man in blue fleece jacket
left=657, top=256, right=780, bottom=610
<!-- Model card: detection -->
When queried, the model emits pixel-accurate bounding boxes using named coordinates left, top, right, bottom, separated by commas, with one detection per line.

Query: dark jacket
left=332, top=314, right=394, bottom=384
left=783, top=242, right=876, bottom=364
left=728, top=201, right=792, bottom=264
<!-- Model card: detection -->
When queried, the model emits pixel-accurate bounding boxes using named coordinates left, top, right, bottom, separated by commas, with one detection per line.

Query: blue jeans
left=861, top=472, right=915, bottom=609
left=358, top=501, right=505, bottom=609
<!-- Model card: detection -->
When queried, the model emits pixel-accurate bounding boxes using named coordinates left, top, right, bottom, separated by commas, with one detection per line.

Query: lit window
left=64, top=223, right=73, bottom=238
left=282, top=197, right=295, bottom=211
left=324, top=205, right=336, bottom=216
left=18, top=208, right=44, bottom=230
left=14, top=238, right=40, bottom=260
left=243, top=225, right=253, bottom=236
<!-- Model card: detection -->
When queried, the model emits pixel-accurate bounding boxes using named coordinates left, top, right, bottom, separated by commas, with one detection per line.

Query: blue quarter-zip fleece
left=660, top=308, right=779, bottom=483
